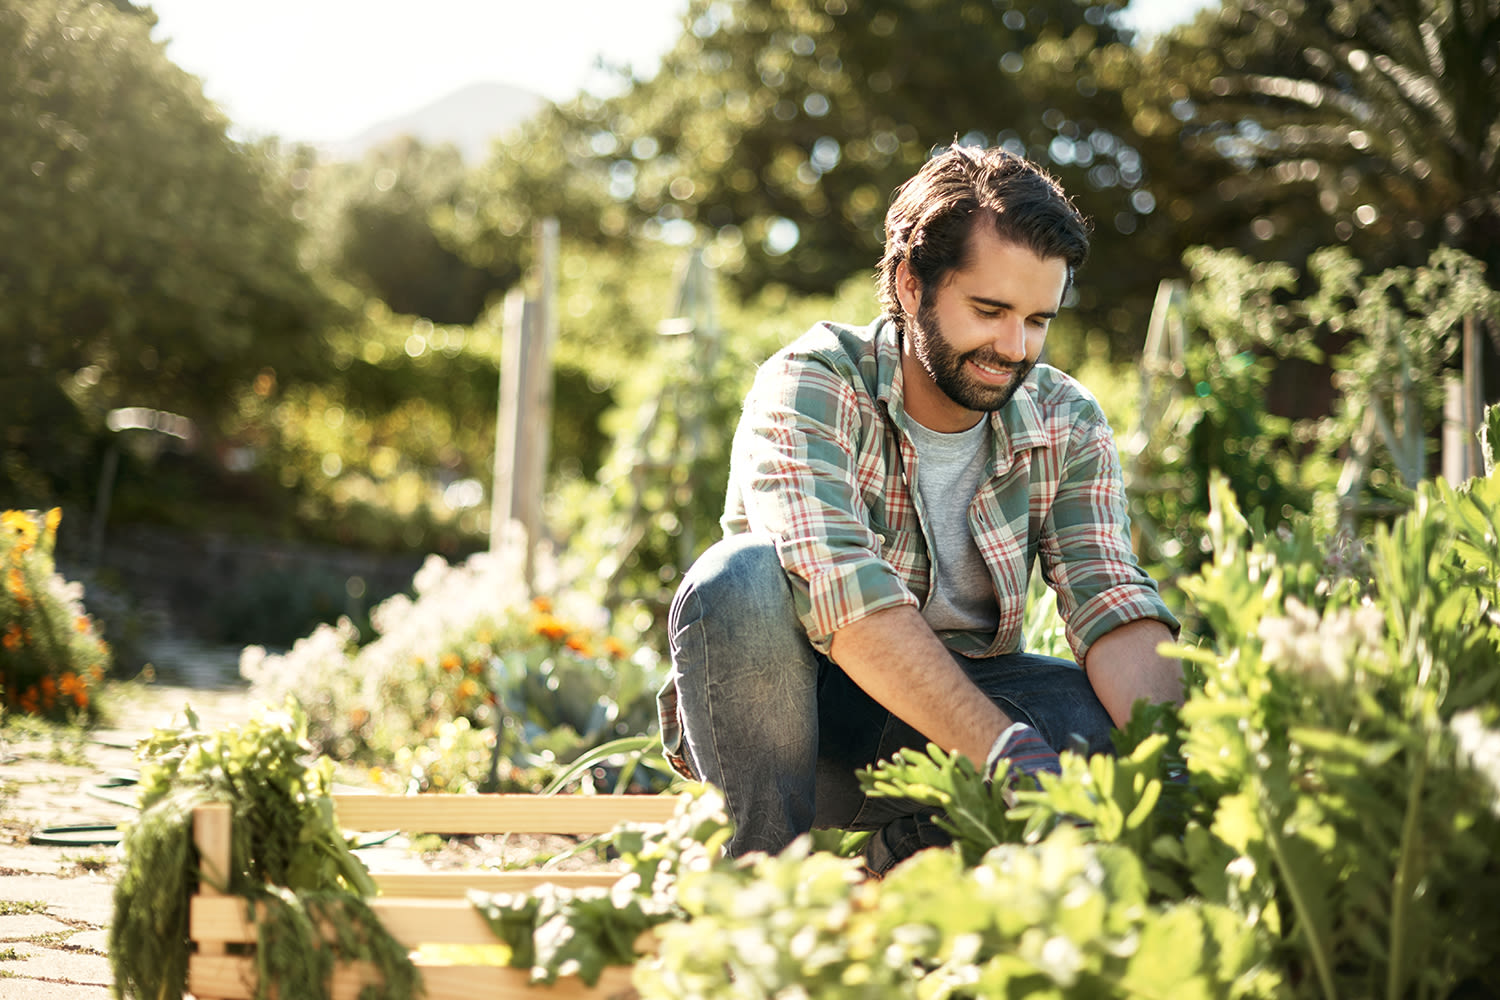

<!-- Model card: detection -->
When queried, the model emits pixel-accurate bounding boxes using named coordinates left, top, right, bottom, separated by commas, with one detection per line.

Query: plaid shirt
left=721, top=318, right=1178, bottom=662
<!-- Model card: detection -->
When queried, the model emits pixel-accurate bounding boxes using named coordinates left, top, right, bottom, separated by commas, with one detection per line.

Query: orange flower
left=40, top=676, right=55, bottom=710
left=534, top=615, right=568, bottom=642
left=349, top=706, right=370, bottom=729
left=73, top=687, right=88, bottom=710
left=74, top=615, right=91, bottom=633
left=59, top=672, right=82, bottom=698
left=530, top=596, right=554, bottom=614
left=565, top=635, right=593, bottom=656
left=2, top=624, right=22, bottom=650
left=19, top=686, right=38, bottom=715
left=466, top=659, right=482, bottom=675
left=440, top=653, right=461, bottom=673
left=604, top=637, right=628, bottom=660
left=458, top=678, right=479, bottom=701
left=6, top=567, right=31, bottom=607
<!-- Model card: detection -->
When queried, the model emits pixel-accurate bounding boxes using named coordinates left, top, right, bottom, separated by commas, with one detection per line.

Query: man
left=658, top=145, right=1182, bottom=870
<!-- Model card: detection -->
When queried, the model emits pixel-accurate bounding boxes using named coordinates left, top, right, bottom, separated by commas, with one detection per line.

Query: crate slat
left=331, top=793, right=679, bottom=834
left=373, top=870, right=628, bottom=898
left=187, top=954, right=639, bottom=1000
left=193, top=895, right=522, bottom=947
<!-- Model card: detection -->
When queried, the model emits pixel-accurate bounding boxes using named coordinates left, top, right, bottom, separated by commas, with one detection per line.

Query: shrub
left=0, top=509, right=108, bottom=720
left=241, top=541, right=668, bottom=793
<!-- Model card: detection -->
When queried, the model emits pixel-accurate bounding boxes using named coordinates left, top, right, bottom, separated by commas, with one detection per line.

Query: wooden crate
left=187, top=793, right=681, bottom=1000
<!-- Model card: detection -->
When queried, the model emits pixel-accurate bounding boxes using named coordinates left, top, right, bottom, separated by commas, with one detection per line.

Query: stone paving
left=0, top=639, right=254, bottom=999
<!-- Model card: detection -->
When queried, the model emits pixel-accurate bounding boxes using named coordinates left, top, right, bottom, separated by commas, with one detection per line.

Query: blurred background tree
left=298, top=137, right=511, bottom=325
left=0, top=0, right=336, bottom=512
left=445, top=0, right=1173, bottom=363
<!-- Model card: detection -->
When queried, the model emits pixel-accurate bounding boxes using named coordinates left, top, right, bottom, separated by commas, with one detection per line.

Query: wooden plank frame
left=186, top=793, right=681, bottom=1000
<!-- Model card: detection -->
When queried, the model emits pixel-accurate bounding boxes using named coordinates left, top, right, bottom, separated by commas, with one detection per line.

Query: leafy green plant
left=1176, top=469, right=1500, bottom=999
left=0, top=509, right=108, bottom=721
left=109, top=702, right=418, bottom=1000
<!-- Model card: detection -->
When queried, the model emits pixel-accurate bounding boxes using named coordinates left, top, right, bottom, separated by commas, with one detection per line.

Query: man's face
left=896, top=225, right=1069, bottom=433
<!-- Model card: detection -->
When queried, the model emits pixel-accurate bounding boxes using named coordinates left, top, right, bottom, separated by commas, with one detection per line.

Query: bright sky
left=146, top=0, right=1211, bottom=145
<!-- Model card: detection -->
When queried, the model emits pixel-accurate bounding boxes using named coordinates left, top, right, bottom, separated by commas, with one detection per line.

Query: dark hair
left=876, top=145, right=1091, bottom=331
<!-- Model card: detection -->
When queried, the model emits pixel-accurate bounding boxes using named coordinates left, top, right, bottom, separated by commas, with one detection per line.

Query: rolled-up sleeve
left=726, top=351, right=917, bottom=652
left=1042, top=412, right=1179, bottom=664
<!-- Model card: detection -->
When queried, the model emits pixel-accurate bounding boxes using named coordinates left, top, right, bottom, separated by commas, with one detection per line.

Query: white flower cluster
left=1255, top=597, right=1385, bottom=684
left=1451, top=710, right=1500, bottom=813
left=241, top=540, right=536, bottom=706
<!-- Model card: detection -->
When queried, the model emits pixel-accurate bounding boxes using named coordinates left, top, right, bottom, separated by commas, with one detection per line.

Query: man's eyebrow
left=968, top=294, right=1059, bottom=319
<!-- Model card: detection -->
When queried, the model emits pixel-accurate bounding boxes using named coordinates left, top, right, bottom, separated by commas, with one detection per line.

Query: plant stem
left=1387, top=742, right=1428, bottom=1000
left=1262, top=784, right=1339, bottom=1000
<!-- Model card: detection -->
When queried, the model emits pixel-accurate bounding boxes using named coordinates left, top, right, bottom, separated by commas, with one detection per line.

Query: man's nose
left=992, top=316, right=1027, bottom=362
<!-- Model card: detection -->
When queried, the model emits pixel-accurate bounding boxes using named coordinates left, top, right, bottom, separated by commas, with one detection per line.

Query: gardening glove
left=985, top=721, right=1062, bottom=807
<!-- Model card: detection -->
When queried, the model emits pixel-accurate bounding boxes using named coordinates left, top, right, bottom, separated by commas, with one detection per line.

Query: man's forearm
left=1082, top=618, right=1184, bottom=728
left=828, top=604, right=1012, bottom=766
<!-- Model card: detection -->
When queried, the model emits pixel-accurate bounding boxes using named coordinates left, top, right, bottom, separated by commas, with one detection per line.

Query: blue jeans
left=665, top=535, right=1116, bottom=857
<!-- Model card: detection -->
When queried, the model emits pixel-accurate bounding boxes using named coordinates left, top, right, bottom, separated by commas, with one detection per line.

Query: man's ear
left=894, top=260, right=922, bottom=316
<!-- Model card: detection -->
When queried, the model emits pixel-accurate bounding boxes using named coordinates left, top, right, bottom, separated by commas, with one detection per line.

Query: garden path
left=0, top=636, right=252, bottom=998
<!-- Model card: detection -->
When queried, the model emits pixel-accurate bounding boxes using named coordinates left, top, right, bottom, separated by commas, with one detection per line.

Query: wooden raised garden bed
left=186, top=793, right=682, bottom=1000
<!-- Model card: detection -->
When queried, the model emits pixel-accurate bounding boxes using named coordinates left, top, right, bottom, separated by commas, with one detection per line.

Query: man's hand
left=985, top=721, right=1061, bottom=805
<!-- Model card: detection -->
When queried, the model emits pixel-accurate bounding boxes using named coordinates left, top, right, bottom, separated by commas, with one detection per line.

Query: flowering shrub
left=0, top=508, right=108, bottom=720
left=242, top=544, right=667, bottom=793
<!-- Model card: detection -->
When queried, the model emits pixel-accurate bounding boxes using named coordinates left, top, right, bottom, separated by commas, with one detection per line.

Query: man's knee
left=671, top=534, right=798, bottom=640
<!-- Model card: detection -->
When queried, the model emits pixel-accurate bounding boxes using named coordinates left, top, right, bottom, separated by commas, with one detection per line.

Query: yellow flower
left=440, top=653, right=461, bottom=673
left=2, top=510, right=38, bottom=555
left=43, top=508, right=60, bottom=541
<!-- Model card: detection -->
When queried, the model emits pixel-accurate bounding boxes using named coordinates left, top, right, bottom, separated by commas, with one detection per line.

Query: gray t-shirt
left=904, top=417, right=1000, bottom=636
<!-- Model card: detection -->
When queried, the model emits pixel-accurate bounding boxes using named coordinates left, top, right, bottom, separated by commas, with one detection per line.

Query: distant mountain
left=321, top=80, right=548, bottom=163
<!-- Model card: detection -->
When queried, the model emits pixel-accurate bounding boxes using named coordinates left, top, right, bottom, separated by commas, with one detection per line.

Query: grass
left=0, top=900, right=46, bottom=916
left=62, top=853, right=112, bottom=874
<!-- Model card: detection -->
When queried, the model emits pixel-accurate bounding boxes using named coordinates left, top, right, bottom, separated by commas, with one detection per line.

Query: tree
left=450, top=0, right=1176, bottom=356
left=1112, top=0, right=1500, bottom=278
left=0, top=0, right=334, bottom=508
left=299, top=137, right=511, bottom=325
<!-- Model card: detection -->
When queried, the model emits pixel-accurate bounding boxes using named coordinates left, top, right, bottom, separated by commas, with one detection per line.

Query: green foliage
left=109, top=702, right=417, bottom=1000
left=0, top=509, right=108, bottom=720
left=1122, top=0, right=1500, bottom=277
left=1305, top=245, right=1500, bottom=487
left=242, top=550, right=669, bottom=794
left=296, top=137, right=509, bottom=325
left=0, top=0, right=332, bottom=509
left=1125, top=244, right=1497, bottom=585
left=855, top=469, right=1500, bottom=998
left=552, top=271, right=879, bottom=636
left=1175, top=472, right=1500, bottom=998
left=1126, top=247, right=1326, bottom=573
left=448, top=0, right=1172, bottom=355
left=471, top=786, right=734, bottom=985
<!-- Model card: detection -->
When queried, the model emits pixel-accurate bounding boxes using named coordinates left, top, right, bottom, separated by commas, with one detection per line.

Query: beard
left=908, top=297, right=1034, bottom=413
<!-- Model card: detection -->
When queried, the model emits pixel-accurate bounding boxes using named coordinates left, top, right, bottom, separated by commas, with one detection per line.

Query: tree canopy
left=0, top=0, right=333, bottom=505
left=446, top=0, right=1174, bottom=356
